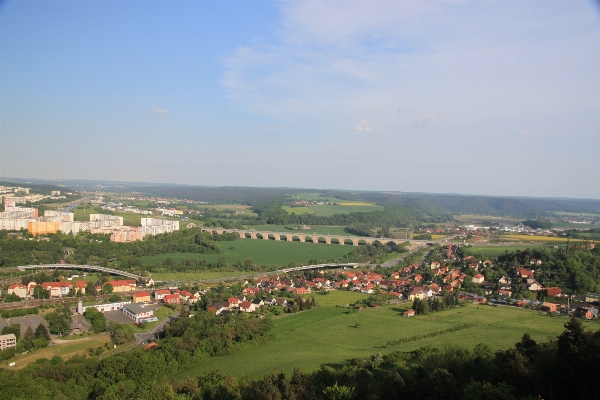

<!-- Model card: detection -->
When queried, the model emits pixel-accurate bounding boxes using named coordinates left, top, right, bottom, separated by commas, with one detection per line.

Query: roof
left=123, top=303, right=150, bottom=314
left=134, top=292, right=151, bottom=298
left=155, top=289, right=170, bottom=294
left=8, top=284, right=26, bottom=289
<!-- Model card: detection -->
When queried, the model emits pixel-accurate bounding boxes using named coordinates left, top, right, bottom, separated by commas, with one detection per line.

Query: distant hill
left=4, top=178, right=599, bottom=218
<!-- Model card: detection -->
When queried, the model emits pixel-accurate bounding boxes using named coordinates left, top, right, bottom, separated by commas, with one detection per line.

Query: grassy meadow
left=463, top=245, right=547, bottom=258
left=2, top=335, right=111, bottom=370
left=174, top=297, right=596, bottom=380
left=137, top=239, right=354, bottom=267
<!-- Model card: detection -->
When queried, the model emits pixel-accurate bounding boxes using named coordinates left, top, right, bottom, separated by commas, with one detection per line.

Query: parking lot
left=0, top=315, right=48, bottom=334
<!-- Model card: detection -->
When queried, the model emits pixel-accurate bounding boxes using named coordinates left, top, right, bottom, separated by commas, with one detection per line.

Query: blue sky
left=1, top=0, right=600, bottom=198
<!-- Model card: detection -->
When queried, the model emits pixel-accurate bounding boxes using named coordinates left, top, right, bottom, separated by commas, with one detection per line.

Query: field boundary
left=374, top=323, right=476, bottom=349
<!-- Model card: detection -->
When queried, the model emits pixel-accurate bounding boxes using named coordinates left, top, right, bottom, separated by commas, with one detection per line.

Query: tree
left=323, top=382, right=355, bottom=400
left=35, top=323, right=51, bottom=340
left=33, top=286, right=50, bottom=300
left=45, top=304, right=72, bottom=336
left=1, top=324, right=21, bottom=340
left=84, top=307, right=107, bottom=332
left=111, top=324, right=135, bottom=345
left=103, top=283, right=113, bottom=294
left=24, top=326, right=36, bottom=342
left=109, top=293, right=119, bottom=302
left=86, top=281, right=97, bottom=296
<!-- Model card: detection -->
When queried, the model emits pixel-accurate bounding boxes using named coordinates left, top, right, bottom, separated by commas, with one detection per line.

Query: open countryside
left=136, top=239, right=355, bottom=267
left=174, top=299, right=593, bottom=380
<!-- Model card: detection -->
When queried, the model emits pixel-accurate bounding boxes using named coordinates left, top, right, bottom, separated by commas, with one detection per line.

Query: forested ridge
left=0, top=229, right=234, bottom=269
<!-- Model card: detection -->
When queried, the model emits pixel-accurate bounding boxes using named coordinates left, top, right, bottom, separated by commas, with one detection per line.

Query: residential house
left=528, top=281, right=543, bottom=291
left=408, top=286, right=426, bottom=301
left=163, top=293, right=180, bottom=305
left=133, top=291, right=151, bottom=303
left=516, top=268, right=535, bottom=279
left=547, top=287, right=563, bottom=297
left=154, top=289, right=171, bottom=300
left=8, top=283, right=27, bottom=298
left=239, top=300, right=257, bottom=312
left=74, top=281, right=87, bottom=295
left=472, top=274, right=485, bottom=285
left=541, top=302, right=557, bottom=313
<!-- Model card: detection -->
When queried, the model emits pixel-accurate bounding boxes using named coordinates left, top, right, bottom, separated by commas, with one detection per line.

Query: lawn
left=137, top=239, right=354, bottom=267
left=244, top=225, right=356, bottom=237
left=2, top=335, right=111, bottom=369
left=173, top=303, right=598, bottom=381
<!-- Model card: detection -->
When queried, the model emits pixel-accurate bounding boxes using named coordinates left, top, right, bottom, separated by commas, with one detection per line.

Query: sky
left=1, top=0, right=600, bottom=199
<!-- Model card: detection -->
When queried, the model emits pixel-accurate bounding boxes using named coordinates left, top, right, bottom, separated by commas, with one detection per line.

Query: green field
left=246, top=225, right=357, bottom=236
left=137, top=239, right=354, bottom=267
left=282, top=206, right=315, bottom=215
left=309, top=205, right=384, bottom=216
left=73, top=206, right=149, bottom=226
left=151, top=270, right=254, bottom=282
left=174, top=299, right=596, bottom=380
left=463, top=245, right=548, bottom=258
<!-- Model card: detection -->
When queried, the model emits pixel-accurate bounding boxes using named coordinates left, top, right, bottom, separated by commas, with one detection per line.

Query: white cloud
left=519, top=130, right=530, bottom=137
left=356, top=119, right=374, bottom=133
left=413, top=114, right=444, bottom=128
left=152, top=108, right=169, bottom=115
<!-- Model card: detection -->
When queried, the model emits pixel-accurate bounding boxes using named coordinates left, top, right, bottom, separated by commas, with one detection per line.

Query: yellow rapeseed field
left=503, top=235, right=585, bottom=242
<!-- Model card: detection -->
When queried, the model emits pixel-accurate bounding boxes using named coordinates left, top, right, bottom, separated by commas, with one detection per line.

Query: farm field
left=1, top=335, right=111, bottom=370
left=151, top=270, right=251, bottom=282
left=245, top=225, right=357, bottom=236
left=502, top=234, right=586, bottom=243
left=282, top=206, right=314, bottom=215
left=174, top=301, right=597, bottom=381
left=463, top=245, right=547, bottom=259
left=137, top=239, right=354, bottom=267
left=309, top=204, right=384, bottom=216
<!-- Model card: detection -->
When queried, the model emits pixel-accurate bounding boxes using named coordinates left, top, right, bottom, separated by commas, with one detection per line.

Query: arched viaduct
left=201, top=228, right=420, bottom=247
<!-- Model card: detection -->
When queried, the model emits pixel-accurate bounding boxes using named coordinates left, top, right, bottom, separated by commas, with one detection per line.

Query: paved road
left=135, top=313, right=179, bottom=346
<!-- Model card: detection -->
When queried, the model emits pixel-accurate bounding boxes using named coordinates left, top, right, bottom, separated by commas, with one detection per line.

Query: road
left=135, top=313, right=179, bottom=346
left=370, top=247, right=434, bottom=269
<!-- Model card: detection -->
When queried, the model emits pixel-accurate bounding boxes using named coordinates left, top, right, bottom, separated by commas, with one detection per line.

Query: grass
left=72, top=205, right=149, bottom=226
left=282, top=206, right=315, bottom=215
left=244, top=225, right=356, bottom=236
left=463, top=245, right=546, bottom=259
left=309, top=205, right=384, bottom=217
left=2, top=335, right=111, bottom=369
left=502, top=235, right=587, bottom=243
left=311, top=290, right=370, bottom=307
left=152, top=271, right=253, bottom=282
left=173, top=302, right=598, bottom=381
left=137, top=239, right=354, bottom=267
